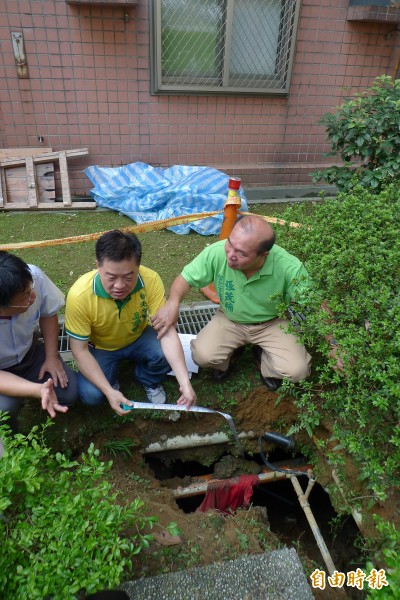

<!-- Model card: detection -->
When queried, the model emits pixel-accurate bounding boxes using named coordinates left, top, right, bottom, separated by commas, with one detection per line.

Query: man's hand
left=176, top=381, right=197, bottom=410
left=39, top=356, right=68, bottom=388
left=40, top=378, right=69, bottom=418
left=152, top=275, right=192, bottom=338
left=106, top=389, right=135, bottom=416
left=69, top=338, right=134, bottom=417
left=151, top=302, right=180, bottom=339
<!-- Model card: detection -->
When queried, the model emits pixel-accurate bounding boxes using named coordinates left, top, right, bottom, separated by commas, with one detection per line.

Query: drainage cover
left=175, top=301, right=218, bottom=334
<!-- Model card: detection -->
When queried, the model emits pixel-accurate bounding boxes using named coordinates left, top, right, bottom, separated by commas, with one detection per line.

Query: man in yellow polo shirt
left=152, top=215, right=311, bottom=392
left=65, top=230, right=196, bottom=415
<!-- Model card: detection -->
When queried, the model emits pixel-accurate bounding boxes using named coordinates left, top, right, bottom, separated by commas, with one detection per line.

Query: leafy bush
left=312, top=75, right=400, bottom=192
left=0, top=419, right=157, bottom=600
left=278, top=183, right=400, bottom=499
left=366, top=517, right=400, bottom=598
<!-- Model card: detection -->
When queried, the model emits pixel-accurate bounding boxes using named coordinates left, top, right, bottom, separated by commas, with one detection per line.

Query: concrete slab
left=122, top=548, right=314, bottom=600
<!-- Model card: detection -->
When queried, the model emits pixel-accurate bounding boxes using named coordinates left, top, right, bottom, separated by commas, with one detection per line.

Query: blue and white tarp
left=84, top=162, right=248, bottom=235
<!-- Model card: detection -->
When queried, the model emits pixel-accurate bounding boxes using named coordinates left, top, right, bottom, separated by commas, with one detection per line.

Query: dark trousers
left=0, top=339, right=78, bottom=419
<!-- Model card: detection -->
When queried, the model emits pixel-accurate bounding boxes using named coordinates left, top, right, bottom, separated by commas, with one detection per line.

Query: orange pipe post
left=201, top=177, right=241, bottom=303
left=219, top=177, right=241, bottom=240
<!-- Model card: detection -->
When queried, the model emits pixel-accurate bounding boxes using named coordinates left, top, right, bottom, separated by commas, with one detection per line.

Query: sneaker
left=144, top=384, right=167, bottom=404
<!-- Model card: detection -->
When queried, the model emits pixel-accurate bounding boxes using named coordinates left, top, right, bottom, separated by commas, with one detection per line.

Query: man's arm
left=38, top=315, right=68, bottom=388
left=0, top=371, right=68, bottom=418
left=151, top=275, right=192, bottom=339
left=69, top=338, right=133, bottom=416
left=159, top=327, right=197, bottom=409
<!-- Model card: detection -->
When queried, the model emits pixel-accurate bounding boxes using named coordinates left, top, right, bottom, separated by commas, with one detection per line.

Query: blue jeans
left=77, top=326, right=171, bottom=406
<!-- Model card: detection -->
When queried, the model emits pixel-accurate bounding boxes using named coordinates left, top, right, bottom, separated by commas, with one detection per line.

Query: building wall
left=0, top=0, right=399, bottom=195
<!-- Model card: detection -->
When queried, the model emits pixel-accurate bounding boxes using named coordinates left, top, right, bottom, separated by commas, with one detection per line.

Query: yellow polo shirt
left=65, top=266, right=165, bottom=351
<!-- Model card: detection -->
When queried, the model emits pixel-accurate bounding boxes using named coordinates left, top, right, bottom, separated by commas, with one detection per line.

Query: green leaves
left=278, top=184, right=400, bottom=499
left=312, top=75, right=400, bottom=191
left=103, top=438, right=136, bottom=458
left=0, top=420, right=158, bottom=600
left=365, top=517, right=400, bottom=598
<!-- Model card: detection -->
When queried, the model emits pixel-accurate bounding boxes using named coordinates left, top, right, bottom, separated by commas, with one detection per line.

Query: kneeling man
left=65, top=230, right=196, bottom=415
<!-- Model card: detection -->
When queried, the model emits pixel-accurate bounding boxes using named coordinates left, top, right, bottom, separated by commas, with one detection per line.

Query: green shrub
left=365, top=517, right=400, bottom=598
left=278, top=183, right=400, bottom=499
left=312, top=75, right=400, bottom=192
left=0, top=419, right=157, bottom=600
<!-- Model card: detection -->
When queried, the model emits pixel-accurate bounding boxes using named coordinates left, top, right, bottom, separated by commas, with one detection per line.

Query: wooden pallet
left=0, top=148, right=96, bottom=210
left=0, top=147, right=55, bottom=206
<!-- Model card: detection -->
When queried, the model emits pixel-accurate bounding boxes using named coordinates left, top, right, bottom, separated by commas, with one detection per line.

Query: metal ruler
left=121, top=402, right=244, bottom=457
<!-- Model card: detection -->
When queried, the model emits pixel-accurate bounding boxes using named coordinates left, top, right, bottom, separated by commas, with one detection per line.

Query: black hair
left=0, top=251, right=33, bottom=307
left=95, top=230, right=142, bottom=265
left=234, top=216, right=276, bottom=254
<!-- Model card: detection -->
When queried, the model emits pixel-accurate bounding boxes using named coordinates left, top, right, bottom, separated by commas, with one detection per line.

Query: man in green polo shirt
left=65, top=230, right=197, bottom=415
left=152, top=215, right=311, bottom=391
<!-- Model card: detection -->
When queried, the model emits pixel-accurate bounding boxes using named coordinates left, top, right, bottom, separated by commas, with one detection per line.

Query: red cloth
left=197, top=474, right=260, bottom=514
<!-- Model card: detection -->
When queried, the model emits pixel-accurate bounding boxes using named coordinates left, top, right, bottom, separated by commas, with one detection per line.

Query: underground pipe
left=290, top=475, right=341, bottom=582
left=172, top=463, right=313, bottom=499
left=313, top=435, right=364, bottom=534
left=172, top=465, right=340, bottom=584
left=332, top=469, right=363, bottom=531
left=142, top=430, right=255, bottom=454
left=166, top=438, right=339, bottom=588
left=257, top=433, right=341, bottom=585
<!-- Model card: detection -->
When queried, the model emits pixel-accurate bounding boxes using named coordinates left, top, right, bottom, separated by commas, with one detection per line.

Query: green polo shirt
left=65, top=266, right=165, bottom=350
left=182, top=240, right=309, bottom=323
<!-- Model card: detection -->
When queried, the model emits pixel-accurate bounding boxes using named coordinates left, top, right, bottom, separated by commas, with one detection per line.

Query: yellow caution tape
left=0, top=211, right=219, bottom=251
left=0, top=210, right=301, bottom=251
left=240, top=211, right=302, bottom=228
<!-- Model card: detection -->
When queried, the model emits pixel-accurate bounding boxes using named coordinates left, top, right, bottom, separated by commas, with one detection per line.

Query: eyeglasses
left=7, top=282, right=36, bottom=309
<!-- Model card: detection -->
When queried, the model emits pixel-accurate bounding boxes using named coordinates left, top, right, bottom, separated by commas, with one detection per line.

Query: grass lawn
left=0, top=203, right=297, bottom=303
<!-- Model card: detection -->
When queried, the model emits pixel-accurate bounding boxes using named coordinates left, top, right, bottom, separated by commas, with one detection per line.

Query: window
left=150, top=0, right=301, bottom=95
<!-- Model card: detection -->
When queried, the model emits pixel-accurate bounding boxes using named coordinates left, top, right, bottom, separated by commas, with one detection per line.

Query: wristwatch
left=329, top=338, right=338, bottom=346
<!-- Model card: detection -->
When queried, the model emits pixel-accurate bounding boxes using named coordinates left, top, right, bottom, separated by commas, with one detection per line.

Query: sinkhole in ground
left=145, top=446, right=366, bottom=595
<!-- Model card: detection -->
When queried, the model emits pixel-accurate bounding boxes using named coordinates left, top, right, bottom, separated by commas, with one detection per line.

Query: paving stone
left=122, top=547, right=314, bottom=600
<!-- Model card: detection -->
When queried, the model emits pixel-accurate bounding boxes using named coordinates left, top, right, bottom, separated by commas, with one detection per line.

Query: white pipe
left=291, top=475, right=340, bottom=581
left=142, top=430, right=255, bottom=454
left=332, top=469, right=363, bottom=530
left=312, top=435, right=363, bottom=536
left=173, top=464, right=312, bottom=498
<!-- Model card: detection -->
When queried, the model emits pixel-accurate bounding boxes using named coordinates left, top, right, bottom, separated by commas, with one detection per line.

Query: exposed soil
left=19, top=360, right=399, bottom=600
left=85, top=390, right=369, bottom=599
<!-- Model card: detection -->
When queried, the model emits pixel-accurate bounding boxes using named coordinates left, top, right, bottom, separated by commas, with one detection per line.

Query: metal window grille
left=151, top=0, right=301, bottom=95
